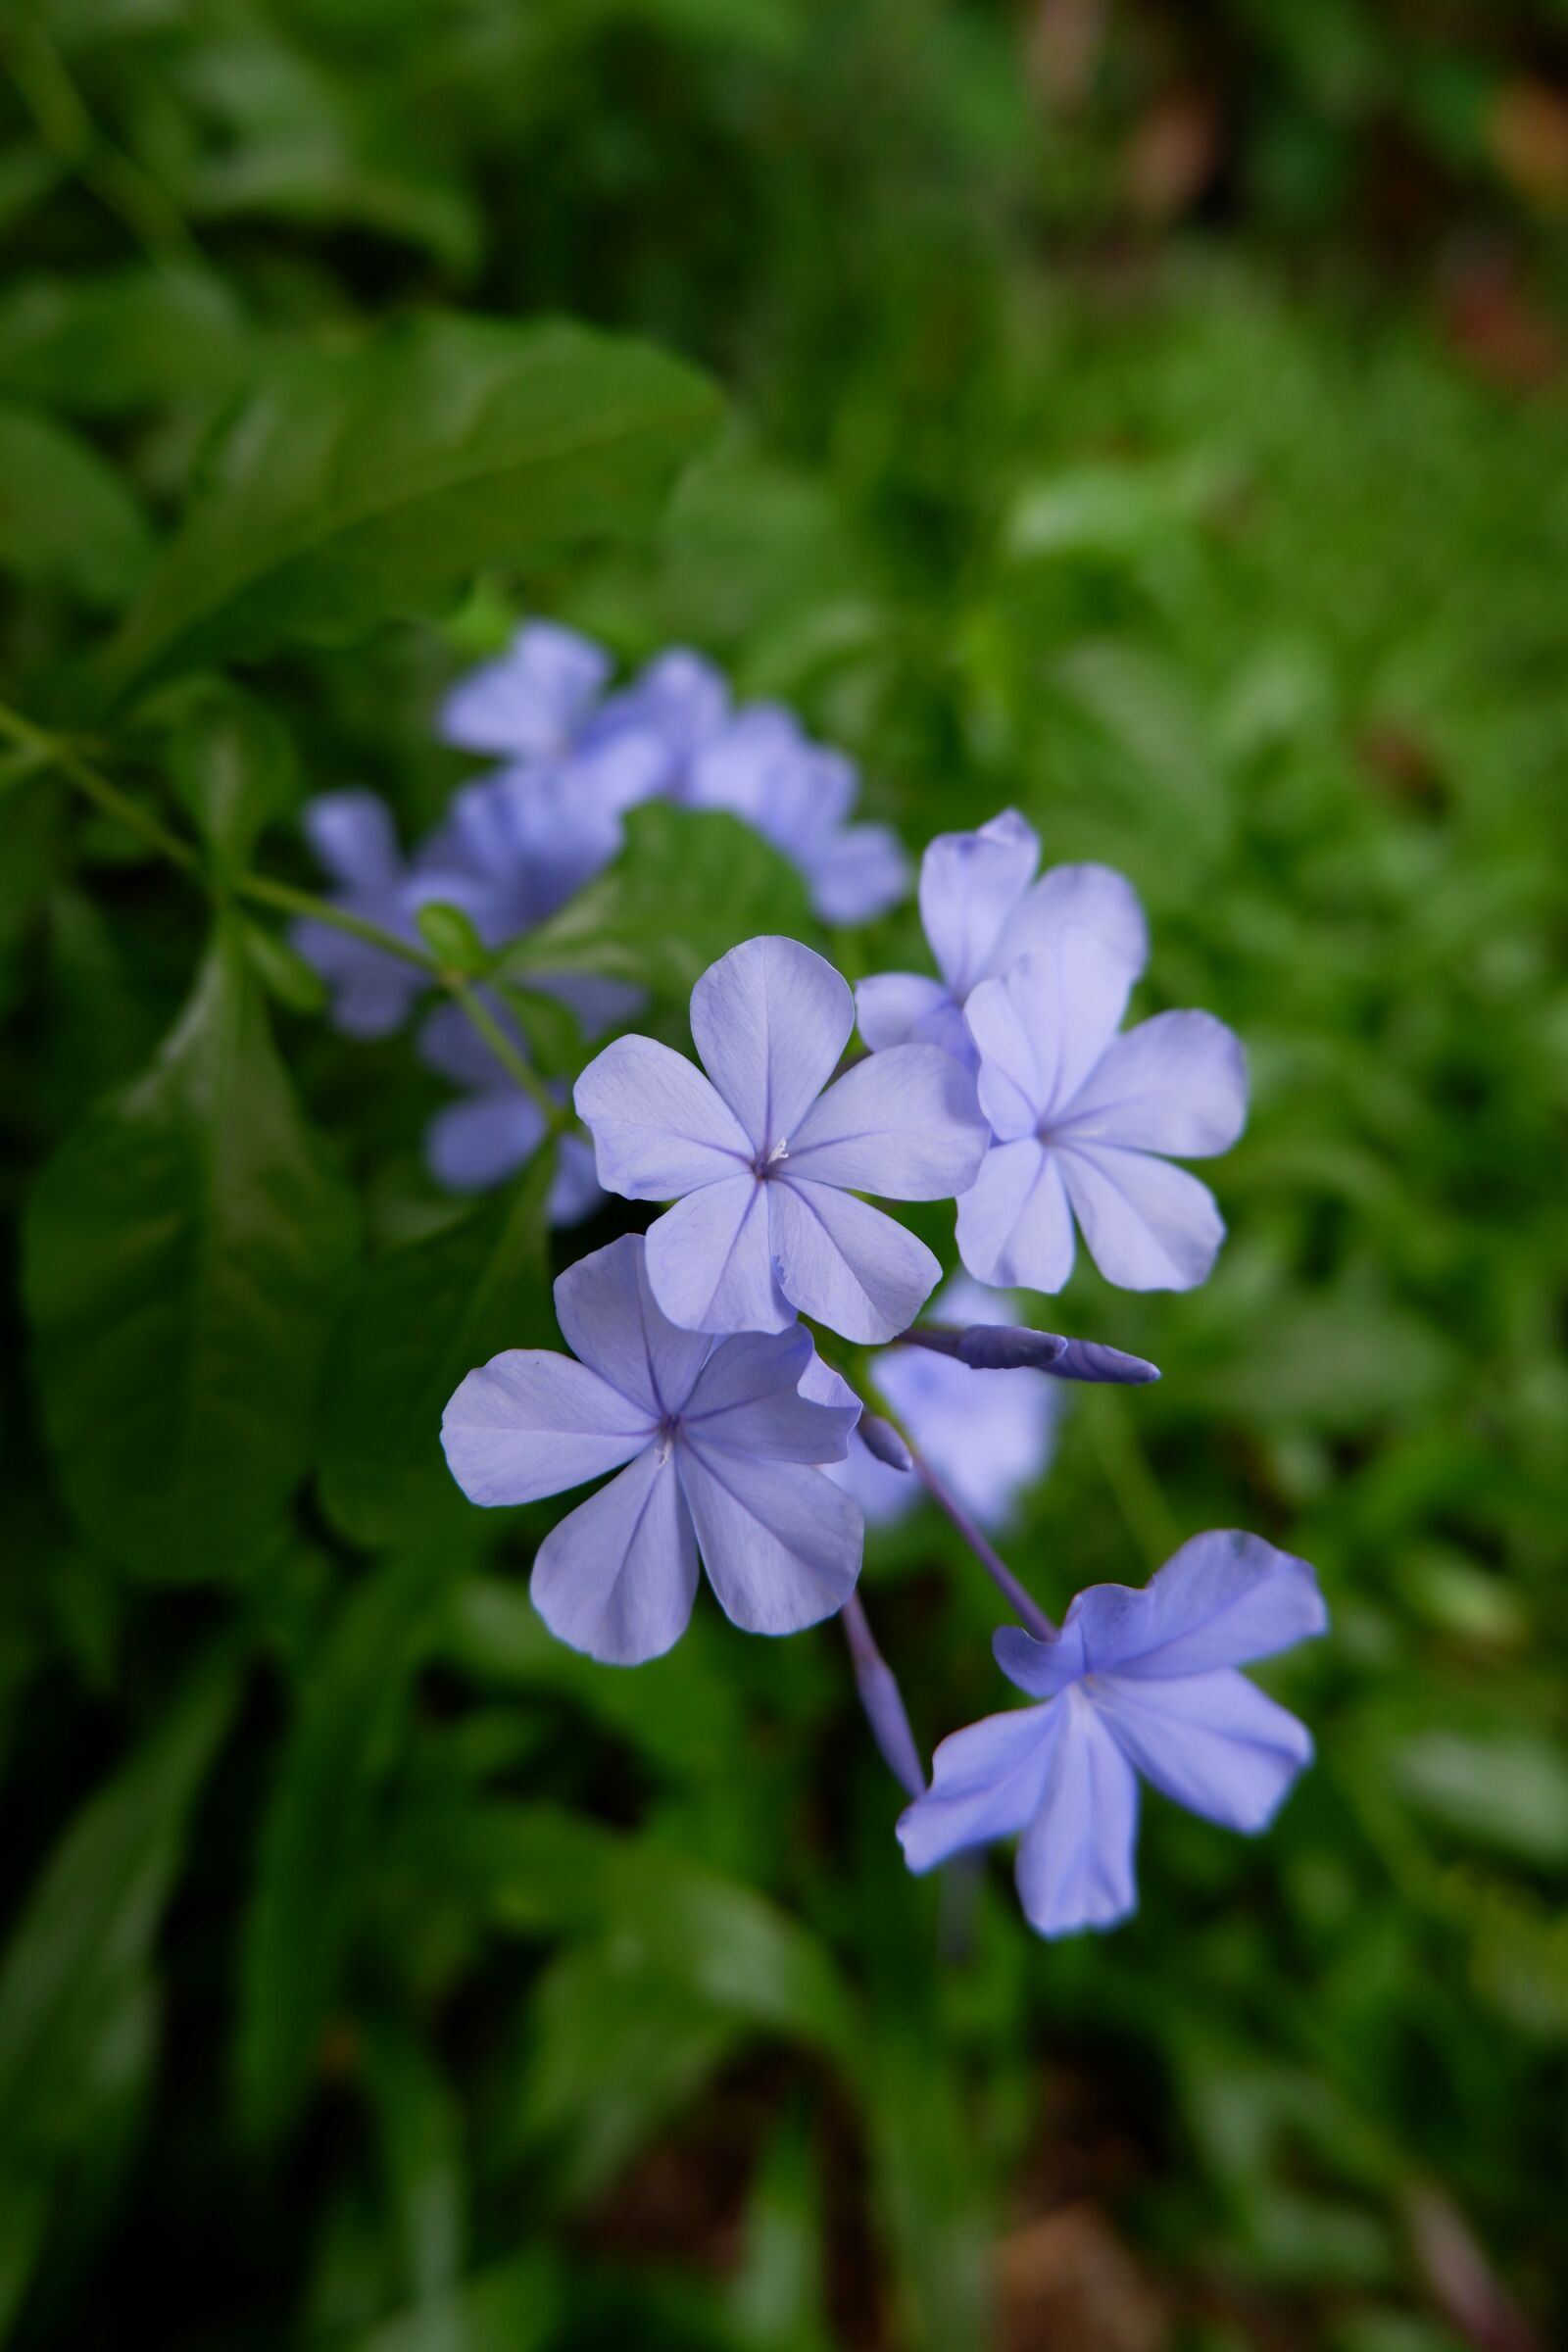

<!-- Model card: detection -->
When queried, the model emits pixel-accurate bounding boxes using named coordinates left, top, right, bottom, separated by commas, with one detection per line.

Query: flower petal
left=918, top=809, right=1040, bottom=1000
left=1059, top=1010, right=1248, bottom=1156
left=989, top=860, right=1149, bottom=986
left=530, top=1446, right=699, bottom=1665
left=896, top=1699, right=1055, bottom=1872
left=768, top=1177, right=940, bottom=1344
left=1056, top=1143, right=1225, bottom=1291
left=303, top=791, right=403, bottom=892
left=854, top=972, right=956, bottom=1054
left=441, top=1351, right=653, bottom=1505
left=292, top=920, right=420, bottom=1039
left=1091, top=1668, right=1313, bottom=1833
left=683, top=1327, right=858, bottom=1462
left=549, top=1134, right=606, bottom=1228
left=574, top=1035, right=752, bottom=1198
left=644, top=1176, right=791, bottom=1334
left=786, top=1044, right=988, bottom=1198
left=1013, top=1690, right=1141, bottom=1936
left=676, top=1446, right=862, bottom=1634
left=956, top=1139, right=1075, bottom=1292
left=689, top=935, right=854, bottom=1152
left=804, top=824, right=910, bottom=924
left=968, top=927, right=1137, bottom=1132
left=1056, top=1531, right=1327, bottom=1681
left=426, top=1090, right=546, bottom=1194
left=554, top=1234, right=712, bottom=1421
left=439, top=620, right=610, bottom=759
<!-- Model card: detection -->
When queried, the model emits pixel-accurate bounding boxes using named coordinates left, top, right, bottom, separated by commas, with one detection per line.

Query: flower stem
left=0, top=700, right=201, bottom=873
left=858, top=1368, right=1057, bottom=1641
left=447, top=980, right=571, bottom=1134
left=839, top=1592, right=925, bottom=1797
left=236, top=870, right=437, bottom=974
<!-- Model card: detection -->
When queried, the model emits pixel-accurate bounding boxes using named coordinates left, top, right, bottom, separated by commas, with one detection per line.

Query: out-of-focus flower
left=417, top=998, right=601, bottom=1218
left=441, top=1234, right=862, bottom=1663
left=897, top=1531, right=1326, bottom=1936
left=438, top=620, right=612, bottom=761
left=823, top=1278, right=1064, bottom=1530
left=957, top=922, right=1247, bottom=1292
left=687, top=708, right=908, bottom=923
left=857, top=809, right=1146, bottom=1065
left=575, top=936, right=989, bottom=1342
left=292, top=791, right=429, bottom=1037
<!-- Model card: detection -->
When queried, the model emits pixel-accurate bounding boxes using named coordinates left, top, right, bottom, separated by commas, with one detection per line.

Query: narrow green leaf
left=166, top=680, right=298, bottom=872
left=238, top=1545, right=460, bottom=2146
left=24, top=922, right=359, bottom=1579
left=0, top=402, right=152, bottom=607
left=95, top=313, right=721, bottom=706
left=360, top=2020, right=467, bottom=2302
left=502, top=804, right=814, bottom=1000
left=317, top=1152, right=555, bottom=1548
left=0, top=268, right=249, bottom=416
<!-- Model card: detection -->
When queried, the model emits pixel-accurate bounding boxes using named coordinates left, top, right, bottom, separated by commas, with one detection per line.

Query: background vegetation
left=2, top=2, right=1567, bottom=2346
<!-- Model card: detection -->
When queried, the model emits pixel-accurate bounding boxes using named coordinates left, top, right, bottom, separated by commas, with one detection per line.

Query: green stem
left=0, top=700, right=200, bottom=872
left=449, top=980, right=570, bottom=1133
left=236, top=871, right=436, bottom=975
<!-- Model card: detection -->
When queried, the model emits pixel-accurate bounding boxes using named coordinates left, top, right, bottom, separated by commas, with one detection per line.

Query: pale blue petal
left=418, top=998, right=505, bottom=1088
left=822, top=1438, right=919, bottom=1527
left=874, top=1337, right=1061, bottom=1534
left=989, top=860, right=1149, bottom=986
left=855, top=972, right=954, bottom=1054
left=768, top=1177, right=940, bottom=1344
left=439, top=620, right=610, bottom=759
left=302, top=791, right=402, bottom=892
left=425, top=1090, right=546, bottom=1194
left=918, top=809, right=1040, bottom=1000
left=676, top=1446, right=862, bottom=1634
left=896, top=1699, right=1055, bottom=1872
left=601, top=648, right=730, bottom=788
left=1047, top=1532, right=1327, bottom=1681
left=1059, top=1010, right=1248, bottom=1156
left=292, top=919, right=421, bottom=1039
left=804, top=823, right=910, bottom=925
left=644, top=1176, right=791, bottom=1334
left=549, top=1133, right=606, bottom=1228
left=574, top=1035, right=752, bottom=1198
left=796, top=1349, right=861, bottom=1420
left=441, top=1351, right=653, bottom=1505
left=956, top=1139, right=1076, bottom=1292
left=1090, top=1668, right=1313, bottom=1833
left=683, top=1327, right=858, bottom=1462
left=553, top=1233, right=712, bottom=1421
left=968, top=928, right=1137, bottom=1131
left=994, top=1621, right=1087, bottom=1698
left=786, top=1044, right=988, bottom=1198
left=689, top=935, right=853, bottom=1153
left=1056, top=1143, right=1225, bottom=1290
left=1013, top=1690, right=1141, bottom=1936
left=530, top=1446, right=699, bottom=1665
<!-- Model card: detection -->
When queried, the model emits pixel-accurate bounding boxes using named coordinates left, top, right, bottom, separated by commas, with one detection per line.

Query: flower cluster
left=306, top=625, right=1327, bottom=1940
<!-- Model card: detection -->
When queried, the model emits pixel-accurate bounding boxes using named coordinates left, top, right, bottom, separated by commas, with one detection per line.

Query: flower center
left=751, top=1136, right=790, bottom=1179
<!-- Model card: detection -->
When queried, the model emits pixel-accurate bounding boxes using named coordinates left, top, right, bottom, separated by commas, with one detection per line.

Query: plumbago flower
left=441, top=1234, right=862, bottom=1663
left=574, top=936, right=990, bottom=1343
left=290, top=792, right=429, bottom=1037
left=686, top=707, right=908, bottom=925
left=857, top=809, right=1147, bottom=1066
left=898, top=1532, right=1327, bottom=1936
left=822, top=1277, right=1066, bottom=1532
left=957, top=922, right=1248, bottom=1292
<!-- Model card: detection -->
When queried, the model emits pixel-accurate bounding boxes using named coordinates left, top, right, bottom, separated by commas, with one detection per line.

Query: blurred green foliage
left=2, top=1, right=1566, bottom=2347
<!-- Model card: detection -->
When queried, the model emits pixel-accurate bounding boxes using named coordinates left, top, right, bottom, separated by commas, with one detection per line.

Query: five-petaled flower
left=856, top=808, right=1147, bottom=1066
left=291, top=791, right=428, bottom=1038
left=897, top=1530, right=1325, bottom=1936
left=442, top=1234, right=863, bottom=1664
left=574, top=936, right=991, bottom=1343
left=956, top=920, right=1248, bottom=1293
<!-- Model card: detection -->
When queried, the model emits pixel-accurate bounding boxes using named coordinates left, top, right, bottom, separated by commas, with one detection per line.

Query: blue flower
left=438, top=620, right=613, bottom=761
left=897, top=1530, right=1327, bottom=1936
left=442, top=1234, right=863, bottom=1663
left=686, top=707, right=909, bottom=923
left=823, top=1277, right=1063, bottom=1531
left=956, top=922, right=1248, bottom=1292
left=417, top=998, right=602, bottom=1217
left=856, top=808, right=1147, bottom=1066
left=291, top=791, right=428, bottom=1037
left=574, top=935, right=991, bottom=1343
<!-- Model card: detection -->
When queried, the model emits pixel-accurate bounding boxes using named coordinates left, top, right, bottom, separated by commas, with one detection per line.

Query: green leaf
left=0, top=1654, right=236, bottom=2333
left=24, top=922, right=359, bottom=1579
left=415, top=900, right=486, bottom=973
left=242, top=916, right=330, bottom=1014
left=0, top=268, right=250, bottom=416
left=0, top=402, right=153, bottom=607
left=237, top=1545, right=460, bottom=2145
left=341, top=2249, right=559, bottom=2352
left=166, top=680, right=298, bottom=872
left=318, top=1152, right=555, bottom=1548
left=95, top=313, right=722, bottom=708
left=360, top=2020, right=466, bottom=2302
left=502, top=803, right=814, bottom=999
